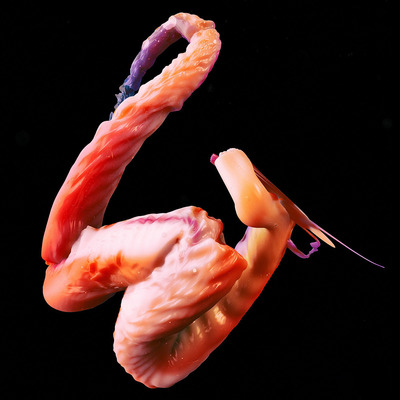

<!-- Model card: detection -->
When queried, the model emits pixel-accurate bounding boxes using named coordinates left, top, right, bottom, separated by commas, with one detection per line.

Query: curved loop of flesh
left=41, top=13, right=384, bottom=389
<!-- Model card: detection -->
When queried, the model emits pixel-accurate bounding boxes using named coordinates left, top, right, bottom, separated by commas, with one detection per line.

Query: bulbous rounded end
left=213, top=149, right=289, bottom=229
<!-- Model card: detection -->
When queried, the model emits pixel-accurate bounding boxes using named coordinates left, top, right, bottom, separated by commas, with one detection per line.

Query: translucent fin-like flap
left=252, top=165, right=385, bottom=268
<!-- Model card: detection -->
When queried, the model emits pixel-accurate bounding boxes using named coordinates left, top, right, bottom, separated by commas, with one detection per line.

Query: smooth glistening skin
left=41, top=12, right=383, bottom=389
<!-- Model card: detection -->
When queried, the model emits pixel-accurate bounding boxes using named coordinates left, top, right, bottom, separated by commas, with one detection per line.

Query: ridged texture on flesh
left=42, top=13, right=221, bottom=264
left=113, top=223, right=294, bottom=388
left=43, top=207, right=246, bottom=313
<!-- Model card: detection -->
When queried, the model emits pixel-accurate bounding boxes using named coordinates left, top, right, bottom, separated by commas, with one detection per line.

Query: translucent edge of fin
left=252, top=164, right=385, bottom=269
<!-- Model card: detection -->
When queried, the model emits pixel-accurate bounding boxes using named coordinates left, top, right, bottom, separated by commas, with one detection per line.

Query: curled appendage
left=113, top=12, right=218, bottom=113
left=42, top=13, right=220, bottom=265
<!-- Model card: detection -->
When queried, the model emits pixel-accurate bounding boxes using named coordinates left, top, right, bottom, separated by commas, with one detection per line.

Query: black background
left=2, top=1, right=392, bottom=398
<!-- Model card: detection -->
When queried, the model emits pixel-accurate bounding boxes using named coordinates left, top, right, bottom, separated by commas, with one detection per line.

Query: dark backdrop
left=2, top=1, right=392, bottom=398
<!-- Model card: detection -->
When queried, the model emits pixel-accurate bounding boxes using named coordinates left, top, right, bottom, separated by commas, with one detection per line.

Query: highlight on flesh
left=41, top=12, right=384, bottom=389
